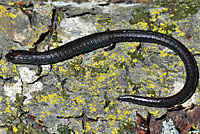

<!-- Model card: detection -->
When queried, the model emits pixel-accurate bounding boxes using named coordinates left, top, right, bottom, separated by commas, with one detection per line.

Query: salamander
left=6, top=30, right=199, bottom=107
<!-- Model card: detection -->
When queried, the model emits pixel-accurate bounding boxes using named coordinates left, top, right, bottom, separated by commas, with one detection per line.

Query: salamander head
left=6, top=49, right=30, bottom=64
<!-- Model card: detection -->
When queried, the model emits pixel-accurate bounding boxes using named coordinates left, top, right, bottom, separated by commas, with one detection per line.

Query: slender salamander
left=6, top=30, right=199, bottom=107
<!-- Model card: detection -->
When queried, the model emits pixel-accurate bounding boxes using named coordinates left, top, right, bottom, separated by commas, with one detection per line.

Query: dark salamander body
left=6, top=30, right=199, bottom=108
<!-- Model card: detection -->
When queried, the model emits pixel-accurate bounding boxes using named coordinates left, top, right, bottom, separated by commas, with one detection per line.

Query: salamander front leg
left=104, top=43, right=116, bottom=51
left=104, top=28, right=116, bottom=51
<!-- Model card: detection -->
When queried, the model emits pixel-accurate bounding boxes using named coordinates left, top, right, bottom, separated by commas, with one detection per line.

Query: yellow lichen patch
left=163, top=8, right=168, bottom=11
left=117, top=108, right=121, bottom=114
left=163, top=87, right=170, bottom=93
left=56, top=82, right=61, bottom=89
left=149, top=109, right=160, bottom=117
left=174, top=26, right=181, bottom=33
left=73, top=95, right=86, bottom=106
left=74, top=65, right=80, bottom=71
left=24, top=108, right=29, bottom=113
left=4, top=127, right=9, bottom=131
left=151, top=9, right=160, bottom=15
left=132, top=59, right=138, bottom=63
left=104, top=107, right=109, bottom=113
left=12, top=126, right=18, bottom=133
left=8, top=2, right=15, bottom=5
left=41, top=109, right=51, bottom=116
left=178, top=32, right=185, bottom=37
left=6, top=12, right=17, bottom=18
left=103, top=51, right=108, bottom=56
left=118, top=114, right=125, bottom=120
left=147, top=83, right=156, bottom=89
left=94, top=22, right=102, bottom=29
left=85, top=122, right=92, bottom=131
left=75, top=131, right=79, bottom=134
left=92, top=61, right=98, bottom=68
left=197, top=98, right=200, bottom=103
left=4, top=98, right=12, bottom=113
left=96, top=74, right=106, bottom=83
left=178, top=61, right=183, bottom=66
left=150, top=17, right=156, bottom=22
left=161, top=72, right=167, bottom=77
left=1, top=66, right=9, bottom=74
left=58, top=66, right=68, bottom=75
left=106, top=114, right=116, bottom=120
left=112, top=128, right=119, bottom=134
left=37, top=93, right=63, bottom=105
left=139, top=21, right=148, bottom=29
left=0, top=5, right=7, bottom=14
left=152, top=64, right=159, bottom=68
left=88, top=103, right=96, bottom=113
left=41, top=114, right=45, bottom=118
left=0, top=5, right=17, bottom=18
left=160, top=23, right=167, bottom=28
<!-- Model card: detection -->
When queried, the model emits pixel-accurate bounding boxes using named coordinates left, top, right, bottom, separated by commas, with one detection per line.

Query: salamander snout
left=6, top=49, right=15, bottom=61
left=5, top=49, right=24, bottom=63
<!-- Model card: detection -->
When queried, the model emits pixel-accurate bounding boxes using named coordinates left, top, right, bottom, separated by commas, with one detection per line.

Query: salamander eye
left=6, top=49, right=19, bottom=62
left=8, top=49, right=15, bottom=54
left=5, top=53, right=14, bottom=61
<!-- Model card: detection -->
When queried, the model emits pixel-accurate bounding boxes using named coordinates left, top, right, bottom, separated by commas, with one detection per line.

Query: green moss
left=129, top=1, right=199, bottom=33
left=118, top=120, right=137, bottom=133
left=127, top=50, right=145, bottom=61
left=149, top=0, right=199, bottom=20
left=57, top=123, right=75, bottom=134
left=3, top=94, right=50, bottom=134
left=114, top=61, right=126, bottom=69
left=127, top=77, right=144, bottom=93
